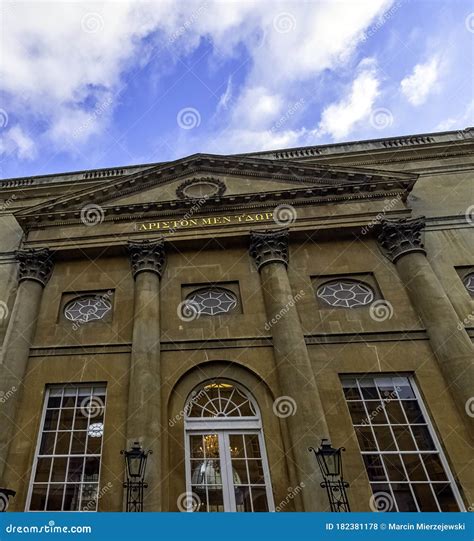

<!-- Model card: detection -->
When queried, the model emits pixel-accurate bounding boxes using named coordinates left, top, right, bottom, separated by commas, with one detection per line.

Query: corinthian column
left=0, top=248, right=54, bottom=483
left=126, top=239, right=165, bottom=511
left=378, top=218, right=474, bottom=428
left=250, top=230, right=330, bottom=511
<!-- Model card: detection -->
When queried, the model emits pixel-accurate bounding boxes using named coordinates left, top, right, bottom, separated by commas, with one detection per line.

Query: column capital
left=128, top=238, right=166, bottom=279
left=249, top=229, right=289, bottom=271
left=15, top=248, right=54, bottom=287
left=378, top=217, right=426, bottom=263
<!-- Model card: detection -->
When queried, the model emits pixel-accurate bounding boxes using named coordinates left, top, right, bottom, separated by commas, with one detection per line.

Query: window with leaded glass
left=27, top=384, right=106, bottom=511
left=341, top=375, right=464, bottom=512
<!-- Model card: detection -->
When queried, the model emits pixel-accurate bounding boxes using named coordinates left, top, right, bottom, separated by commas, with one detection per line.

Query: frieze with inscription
left=136, top=211, right=276, bottom=232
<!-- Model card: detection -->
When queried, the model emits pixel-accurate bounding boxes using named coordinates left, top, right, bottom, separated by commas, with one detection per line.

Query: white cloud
left=217, top=76, right=234, bottom=112
left=317, top=60, right=380, bottom=139
left=435, top=100, right=474, bottom=131
left=400, top=56, right=440, bottom=106
left=0, top=0, right=394, bottom=158
left=0, top=126, right=37, bottom=160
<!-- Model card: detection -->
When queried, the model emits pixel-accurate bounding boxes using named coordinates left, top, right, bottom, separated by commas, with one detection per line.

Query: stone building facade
left=0, top=128, right=473, bottom=513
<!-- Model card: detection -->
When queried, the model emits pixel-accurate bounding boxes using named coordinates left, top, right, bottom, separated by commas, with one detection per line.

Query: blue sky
left=0, top=0, right=473, bottom=179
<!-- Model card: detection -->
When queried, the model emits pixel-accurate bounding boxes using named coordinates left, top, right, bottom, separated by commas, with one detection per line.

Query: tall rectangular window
left=341, top=375, right=464, bottom=512
left=27, top=384, right=106, bottom=511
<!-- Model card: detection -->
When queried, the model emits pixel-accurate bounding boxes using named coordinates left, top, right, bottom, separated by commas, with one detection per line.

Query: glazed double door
left=186, top=430, right=274, bottom=512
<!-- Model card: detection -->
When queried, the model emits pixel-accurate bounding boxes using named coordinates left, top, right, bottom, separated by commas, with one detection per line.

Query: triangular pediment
left=15, top=153, right=417, bottom=229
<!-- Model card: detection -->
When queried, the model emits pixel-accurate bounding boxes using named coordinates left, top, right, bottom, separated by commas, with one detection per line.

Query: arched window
left=463, top=272, right=474, bottom=295
left=184, top=380, right=274, bottom=512
left=64, top=296, right=112, bottom=323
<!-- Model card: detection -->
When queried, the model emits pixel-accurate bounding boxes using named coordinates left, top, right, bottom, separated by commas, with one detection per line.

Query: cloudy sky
left=0, top=0, right=473, bottom=178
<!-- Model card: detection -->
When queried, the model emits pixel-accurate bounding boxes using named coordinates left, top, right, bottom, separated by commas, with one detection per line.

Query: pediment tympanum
left=14, top=153, right=417, bottom=231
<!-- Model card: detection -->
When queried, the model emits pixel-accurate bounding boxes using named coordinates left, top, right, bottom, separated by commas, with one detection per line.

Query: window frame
left=25, top=384, right=107, bottom=512
left=341, top=374, right=465, bottom=512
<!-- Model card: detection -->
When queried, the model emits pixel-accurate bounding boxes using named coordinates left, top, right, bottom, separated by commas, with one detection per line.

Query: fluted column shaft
left=0, top=249, right=53, bottom=483
left=250, top=230, right=330, bottom=511
left=379, top=218, right=474, bottom=429
left=126, top=239, right=165, bottom=511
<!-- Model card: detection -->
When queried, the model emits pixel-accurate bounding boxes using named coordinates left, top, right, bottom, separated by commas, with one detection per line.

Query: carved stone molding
left=16, top=248, right=54, bottom=286
left=249, top=229, right=289, bottom=270
left=176, top=177, right=226, bottom=200
left=128, top=238, right=166, bottom=278
left=378, top=217, right=426, bottom=263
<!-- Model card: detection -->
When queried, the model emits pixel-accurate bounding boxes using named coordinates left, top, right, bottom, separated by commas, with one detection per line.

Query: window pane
left=235, top=486, right=252, bottom=512
left=359, top=380, right=379, bottom=400
left=422, top=454, right=447, bottom=481
left=34, top=458, right=52, bottom=482
left=67, top=457, right=84, bottom=482
left=51, top=457, right=68, bottom=482
left=190, top=436, right=204, bottom=459
left=44, top=409, right=59, bottom=431
left=232, top=460, right=249, bottom=484
left=71, top=432, right=87, bottom=454
left=81, top=484, right=98, bottom=511
left=347, top=401, right=368, bottom=425
left=392, top=426, right=417, bottom=450
left=402, top=401, right=425, bottom=423
left=251, top=487, right=269, bottom=511
left=382, top=455, right=407, bottom=481
left=55, top=432, right=71, bottom=454
left=412, top=425, right=435, bottom=450
left=207, top=487, right=225, bottom=512
left=393, top=377, right=414, bottom=399
left=385, top=401, right=406, bottom=424
left=363, top=455, right=386, bottom=481
left=342, top=378, right=361, bottom=400
left=373, top=426, right=396, bottom=451
left=392, top=483, right=418, bottom=512
left=402, top=454, right=427, bottom=481
left=30, top=485, right=48, bottom=511
left=63, top=484, right=80, bottom=511
left=46, top=484, right=64, bottom=510
left=433, top=484, right=459, bottom=512
left=39, top=432, right=56, bottom=455
left=247, top=460, right=265, bottom=484
left=355, top=426, right=377, bottom=451
left=412, top=484, right=438, bottom=511
left=368, top=402, right=389, bottom=425
left=244, top=434, right=261, bottom=459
